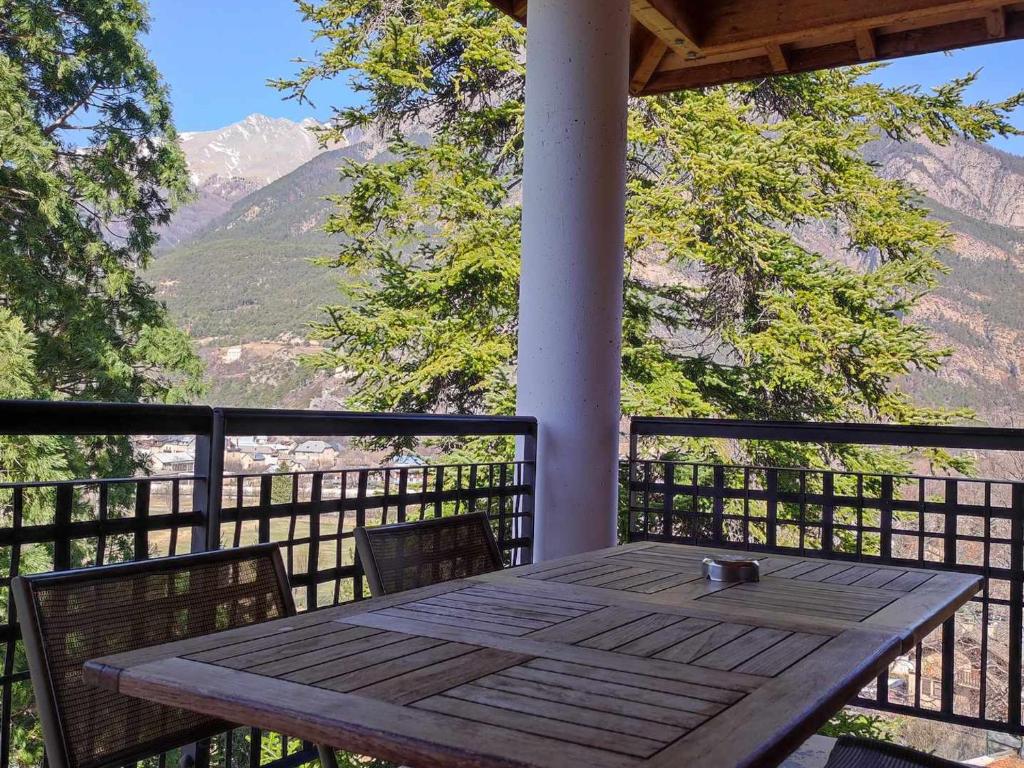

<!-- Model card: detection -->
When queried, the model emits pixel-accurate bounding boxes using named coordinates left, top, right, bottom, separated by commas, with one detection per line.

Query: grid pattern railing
left=0, top=401, right=536, bottom=768
left=220, top=462, right=532, bottom=611
left=626, top=417, right=1024, bottom=737
left=0, top=475, right=203, bottom=768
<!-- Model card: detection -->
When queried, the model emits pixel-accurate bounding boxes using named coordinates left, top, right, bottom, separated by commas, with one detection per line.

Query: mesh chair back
left=12, top=545, right=294, bottom=768
left=824, top=737, right=963, bottom=768
left=355, top=513, right=504, bottom=596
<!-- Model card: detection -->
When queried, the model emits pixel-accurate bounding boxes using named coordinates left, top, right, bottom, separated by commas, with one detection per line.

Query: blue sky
left=867, top=42, right=1024, bottom=154
left=146, top=0, right=1024, bottom=154
left=144, top=0, right=350, bottom=130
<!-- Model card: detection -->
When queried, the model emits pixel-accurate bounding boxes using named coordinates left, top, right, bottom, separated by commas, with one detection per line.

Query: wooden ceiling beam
left=767, top=44, right=790, bottom=72
left=631, top=34, right=670, bottom=95
left=643, top=0, right=701, bottom=44
left=486, top=0, right=1024, bottom=94
left=631, top=0, right=703, bottom=60
left=699, top=0, right=1010, bottom=53
left=855, top=28, right=878, bottom=59
left=986, top=6, right=1007, bottom=37
left=644, top=10, right=1024, bottom=93
left=491, top=0, right=527, bottom=22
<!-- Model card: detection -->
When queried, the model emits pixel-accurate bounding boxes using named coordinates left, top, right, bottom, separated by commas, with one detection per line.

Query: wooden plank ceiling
left=489, top=0, right=1024, bottom=95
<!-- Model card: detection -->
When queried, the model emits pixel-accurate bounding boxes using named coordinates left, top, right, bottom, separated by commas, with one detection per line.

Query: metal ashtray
left=702, top=557, right=760, bottom=583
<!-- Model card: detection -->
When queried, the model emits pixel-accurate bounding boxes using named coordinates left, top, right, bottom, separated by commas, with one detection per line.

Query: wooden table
left=85, top=543, right=981, bottom=768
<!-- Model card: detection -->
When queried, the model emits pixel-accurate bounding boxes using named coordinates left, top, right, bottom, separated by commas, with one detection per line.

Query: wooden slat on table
left=505, top=543, right=981, bottom=646
left=697, top=580, right=898, bottom=622
left=608, top=617, right=719, bottom=657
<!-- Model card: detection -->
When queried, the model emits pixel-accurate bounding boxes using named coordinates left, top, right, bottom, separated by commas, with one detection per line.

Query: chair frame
left=12, top=544, right=337, bottom=768
left=355, top=512, right=504, bottom=597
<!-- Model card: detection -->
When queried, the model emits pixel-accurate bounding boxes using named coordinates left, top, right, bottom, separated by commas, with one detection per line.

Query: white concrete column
left=517, top=0, right=630, bottom=561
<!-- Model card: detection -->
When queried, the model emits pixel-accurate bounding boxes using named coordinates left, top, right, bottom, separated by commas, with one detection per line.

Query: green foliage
left=279, top=0, right=1023, bottom=476
left=0, top=2, right=205, bottom=762
left=151, top=236, right=342, bottom=341
left=204, top=364, right=317, bottom=409
left=272, top=462, right=295, bottom=504
left=0, top=0, right=204, bottom=478
left=0, top=309, right=69, bottom=481
left=821, top=710, right=898, bottom=742
left=0, top=0, right=204, bottom=576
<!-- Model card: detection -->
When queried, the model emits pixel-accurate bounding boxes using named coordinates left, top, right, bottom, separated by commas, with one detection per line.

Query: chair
left=824, top=737, right=964, bottom=768
left=355, top=512, right=504, bottom=597
left=12, top=544, right=338, bottom=768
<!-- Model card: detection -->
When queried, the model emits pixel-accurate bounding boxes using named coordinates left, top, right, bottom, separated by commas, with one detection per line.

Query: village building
left=293, top=440, right=339, bottom=469
left=147, top=451, right=196, bottom=475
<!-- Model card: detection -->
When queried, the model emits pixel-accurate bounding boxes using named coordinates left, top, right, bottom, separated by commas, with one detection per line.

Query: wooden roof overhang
left=490, top=0, right=1024, bottom=95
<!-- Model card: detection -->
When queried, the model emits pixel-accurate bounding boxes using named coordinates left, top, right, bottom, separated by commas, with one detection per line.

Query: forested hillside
left=875, top=139, right=1024, bottom=429
left=151, top=146, right=353, bottom=341
left=146, top=119, right=390, bottom=406
left=151, top=117, right=1024, bottom=425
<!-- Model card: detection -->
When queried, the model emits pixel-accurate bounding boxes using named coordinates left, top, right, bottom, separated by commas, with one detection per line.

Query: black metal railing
left=4, top=402, right=1020, bottom=762
left=219, top=461, right=532, bottom=611
left=0, top=401, right=536, bottom=768
left=625, top=417, right=1024, bottom=737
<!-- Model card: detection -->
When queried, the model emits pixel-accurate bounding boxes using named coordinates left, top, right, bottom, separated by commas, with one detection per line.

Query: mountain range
left=150, top=113, right=1024, bottom=431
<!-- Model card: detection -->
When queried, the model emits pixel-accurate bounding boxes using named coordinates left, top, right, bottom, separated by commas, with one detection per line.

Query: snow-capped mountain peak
left=179, top=113, right=340, bottom=186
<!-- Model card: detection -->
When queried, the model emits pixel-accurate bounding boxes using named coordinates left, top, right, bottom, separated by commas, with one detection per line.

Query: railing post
left=134, top=480, right=150, bottom=561
left=54, top=485, right=73, bottom=571
left=190, top=412, right=212, bottom=554
left=517, top=427, right=537, bottom=565
left=939, top=479, right=958, bottom=716
left=765, top=468, right=778, bottom=550
left=1009, top=483, right=1023, bottom=731
left=396, top=468, right=409, bottom=523
left=258, top=476, right=272, bottom=543
left=627, top=429, right=640, bottom=543
left=433, top=466, right=445, bottom=519
left=944, top=479, right=958, bottom=567
left=821, top=472, right=835, bottom=555
left=710, top=465, right=722, bottom=544
left=308, top=472, right=323, bottom=611
left=662, top=461, right=673, bottom=542
left=713, top=465, right=725, bottom=546
left=192, top=408, right=224, bottom=553
left=353, top=469, right=371, bottom=600
left=879, top=474, right=893, bottom=560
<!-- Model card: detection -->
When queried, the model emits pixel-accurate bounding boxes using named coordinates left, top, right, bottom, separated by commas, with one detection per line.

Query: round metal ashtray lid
left=701, top=557, right=760, bottom=583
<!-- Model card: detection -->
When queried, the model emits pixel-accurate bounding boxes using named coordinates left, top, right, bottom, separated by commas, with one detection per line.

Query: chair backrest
left=825, top=737, right=964, bottom=768
left=12, top=544, right=294, bottom=768
left=355, top=513, right=504, bottom=597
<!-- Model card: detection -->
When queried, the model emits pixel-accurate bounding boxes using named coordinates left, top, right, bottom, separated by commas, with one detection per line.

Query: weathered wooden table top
left=85, top=543, right=981, bottom=768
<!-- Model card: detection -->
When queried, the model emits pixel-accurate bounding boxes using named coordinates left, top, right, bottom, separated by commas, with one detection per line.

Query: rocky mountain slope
left=151, top=144, right=362, bottom=342
left=151, top=117, right=1024, bottom=425
left=868, top=139, right=1024, bottom=428
left=156, top=114, right=353, bottom=251
left=867, top=137, right=1024, bottom=229
left=157, top=174, right=259, bottom=251
left=180, top=114, right=330, bottom=187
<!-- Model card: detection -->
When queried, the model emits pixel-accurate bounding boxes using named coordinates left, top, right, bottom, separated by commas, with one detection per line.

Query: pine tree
left=1, top=3, right=207, bottom=757
left=278, top=0, right=1021, bottom=476
left=0, top=0, right=205, bottom=481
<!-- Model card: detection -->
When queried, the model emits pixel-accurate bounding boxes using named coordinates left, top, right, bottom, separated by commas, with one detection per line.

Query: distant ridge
left=156, top=114, right=347, bottom=251
left=151, top=143, right=368, bottom=342
left=179, top=113, right=334, bottom=186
